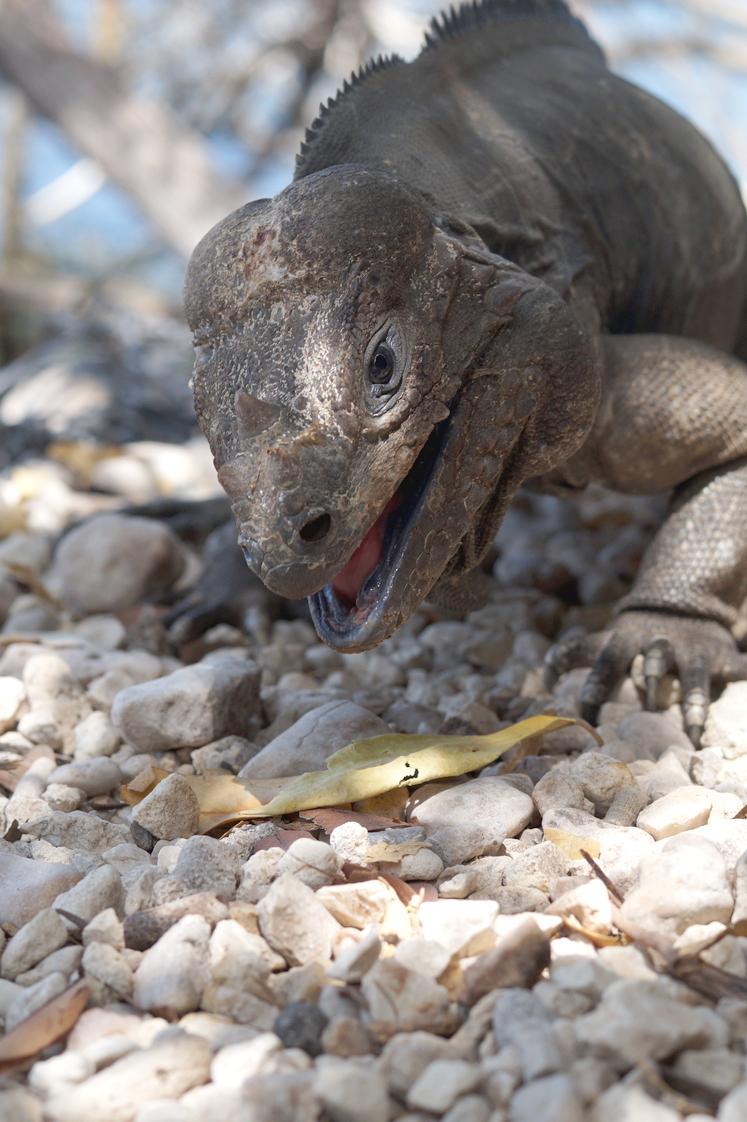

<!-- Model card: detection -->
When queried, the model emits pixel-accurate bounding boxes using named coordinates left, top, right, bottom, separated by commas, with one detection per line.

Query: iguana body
left=185, top=0, right=747, bottom=743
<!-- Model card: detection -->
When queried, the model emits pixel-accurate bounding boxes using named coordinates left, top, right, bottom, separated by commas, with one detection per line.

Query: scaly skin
left=184, top=0, right=747, bottom=742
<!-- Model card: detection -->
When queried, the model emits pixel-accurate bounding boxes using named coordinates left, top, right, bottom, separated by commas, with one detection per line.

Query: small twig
left=580, top=848, right=625, bottom=905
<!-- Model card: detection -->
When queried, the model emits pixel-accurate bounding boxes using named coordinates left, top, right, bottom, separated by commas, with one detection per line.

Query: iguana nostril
left=300, top=512, right=332, bottom=542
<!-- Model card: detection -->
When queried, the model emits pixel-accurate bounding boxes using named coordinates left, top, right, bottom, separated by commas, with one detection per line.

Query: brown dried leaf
left=0, top=978, right=89, bottom=1070
left=0, top=745, right=56, bottom=794
left=300, top=807, right=405, bottom=832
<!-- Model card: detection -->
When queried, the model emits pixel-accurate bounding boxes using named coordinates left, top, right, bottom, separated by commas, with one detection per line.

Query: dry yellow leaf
left=122, top=715, right=582, bottom=834
left=201, top=714, right=580, bottom=830
left=247, top=715, right=579, bottom=820
left=544, top=827, right=601, bottom=861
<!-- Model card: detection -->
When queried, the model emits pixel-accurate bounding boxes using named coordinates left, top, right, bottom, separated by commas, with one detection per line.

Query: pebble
left=47, top=758, right=123, bottom=797
left=73, top=711, right=122, bottom=761
left=702, top=681, right=747, bottom=758
left=53, top=863, right=126, bottom=930
left=592, top=1082, right=687, bottom=1121
left=532, top=770, right=592, bottom=817
left=23, top=652, right=93, bottom=753
left=241, top=1071, right=318, bottom=1122
left=0, top=675, right=26, bottom=732
left=418, top=899, right=498, bottom=958
left=274, top=1001, right=328, bottom=1055
left=406, top=1059, right=482, bottom=1113
left=615, top=711, right=692, bottom=757
left=621, top=833, right=733, bottom=935
left=134, top=915, right=211, bottom=1016
left=720, top=1082, right=747, bottom=1122
left=16, top=943, right=83, bottom=986
left=329, top=820, right=370, bottom=864
left=45, top=783, right=86, bottom=812
left=360, top=958, right=450, bottom=1021
left=190, top=735, right=258, bottom=774
left=152, top=835, right=239, bottom=903
left=327, top=924, right=382, bottom=983
left=210, top=1033, right=282, bottom=1087
left=82, top=940, right=134, bottom=1001
left=412, top=777, right=534, bottom=838
left=5, top=970, right=69, bottom=1031
left=509, top=1072, right=583, bottom=1122
left=689, top=818, right=747, bottom=877
left=258, top=874, right=342, bottom=966
left=46, top=1029, right=213, bottom=1122
left=209, top=917, right=285, bottom=974
left=315, top=881, right=391, bottom=928
left=465, top=920, right=551, bottom=1005
left=276, top=838, right=343, bottom=889
left=53, top=513, right=186, bottom=615
left=636, top=784, right=713, bottom=839
left=0, top=849, right=82, bottom=926
left=238, top=700, right=391, bottom=779
left=24, top=810, right=131, bottom=852
left=314, top=1060, right=391, bottom=1122
left=1, top=907, right=69, bottom=979
left=123, top=893, right=229, bottom=951
left=568, top=752, right=634, bottom=815
left=545, top=879, right=612, bottom=934
left=131, top=773, right=201, bottom=841
left=541, top=807, right=654, bottom=895
left=502, top=841, right=570, bottom=894
left=574, top=978, right=728, bottom=1065
left=111, top=659, right=261, bottom=752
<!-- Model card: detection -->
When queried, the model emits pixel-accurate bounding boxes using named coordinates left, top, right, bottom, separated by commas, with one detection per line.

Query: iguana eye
left=369, top=343, right=396, bottom=385
left=364, top=326, right=407, bottom=414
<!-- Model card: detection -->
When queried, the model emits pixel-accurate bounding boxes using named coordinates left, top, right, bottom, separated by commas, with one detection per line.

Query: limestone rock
left=239, top=700, right=391, bottom=780
left=112, top=659, right=261, bottom=753
left=276, top=838, right=343, bottom=890
left=134, top=915, right=211, bottom=1015
left=131, top=774, right=200, bottom=842
left=360, top=958, right=450, bottom=1022
left=258, top=874, right=342, bottom=966
left=45, top=1030, right=212, bottom=1122
left=636, top=785, right=712, bottom=840
left=54, top=513, right=186, bottom=615
left=575, top=978, right=728, bottom=1065
left=412, top=777, right=534, bottom=839
left=702, top=681, right=747, bottom=758
left=620, top=833, right=733, bottom=936
left=46, top=758, right=122, bottom=797
left=1, top=907, right=69, bottom=979
left=0, top=850, right=82, bottom=927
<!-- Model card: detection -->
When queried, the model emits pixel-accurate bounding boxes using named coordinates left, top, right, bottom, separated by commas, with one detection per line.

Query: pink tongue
left=331, top=493, right=401, bottom=607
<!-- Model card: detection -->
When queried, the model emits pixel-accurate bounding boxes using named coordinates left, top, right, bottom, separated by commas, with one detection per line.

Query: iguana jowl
left=184, top=0, right=747, bottom=745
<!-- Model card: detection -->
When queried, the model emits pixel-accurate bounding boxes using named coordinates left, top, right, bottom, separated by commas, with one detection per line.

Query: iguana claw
left=544, top=610, right=747, bottom=745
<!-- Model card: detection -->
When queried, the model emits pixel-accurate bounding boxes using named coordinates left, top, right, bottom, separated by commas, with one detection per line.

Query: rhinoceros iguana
left=183, top=0, right=747, bottom=745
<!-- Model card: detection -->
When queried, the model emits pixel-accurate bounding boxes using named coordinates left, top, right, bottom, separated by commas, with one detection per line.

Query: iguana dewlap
left=184, top=0, right=747, bottom=745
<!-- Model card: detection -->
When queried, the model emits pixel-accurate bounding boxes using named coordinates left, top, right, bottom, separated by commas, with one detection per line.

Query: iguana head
left=185, top=165, right=598, bottom=650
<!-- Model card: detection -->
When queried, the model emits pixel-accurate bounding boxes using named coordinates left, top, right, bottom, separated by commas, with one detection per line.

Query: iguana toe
left=545, top=610, right=747, bottom=744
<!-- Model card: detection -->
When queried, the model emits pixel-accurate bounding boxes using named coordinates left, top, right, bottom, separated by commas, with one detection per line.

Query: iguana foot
left=544, top=610, right=747, bottom=746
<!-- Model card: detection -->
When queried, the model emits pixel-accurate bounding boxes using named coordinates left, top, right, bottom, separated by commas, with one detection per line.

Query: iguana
left=183, top=0, right=747, bottom=745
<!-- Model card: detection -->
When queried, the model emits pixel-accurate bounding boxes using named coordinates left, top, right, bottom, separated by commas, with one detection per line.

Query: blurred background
left=0, top=0, right=743, bottom=532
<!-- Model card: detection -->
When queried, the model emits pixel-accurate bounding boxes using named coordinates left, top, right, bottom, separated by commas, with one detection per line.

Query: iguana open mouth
left=309, top=413, right=451, bottom=648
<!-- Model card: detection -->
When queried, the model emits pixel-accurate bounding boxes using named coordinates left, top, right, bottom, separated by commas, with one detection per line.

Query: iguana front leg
left=544, top=334, right=747, bottom=744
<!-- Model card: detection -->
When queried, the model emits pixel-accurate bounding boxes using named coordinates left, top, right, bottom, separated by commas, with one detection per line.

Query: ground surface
left=1, top=404, right=747, bottom=1122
